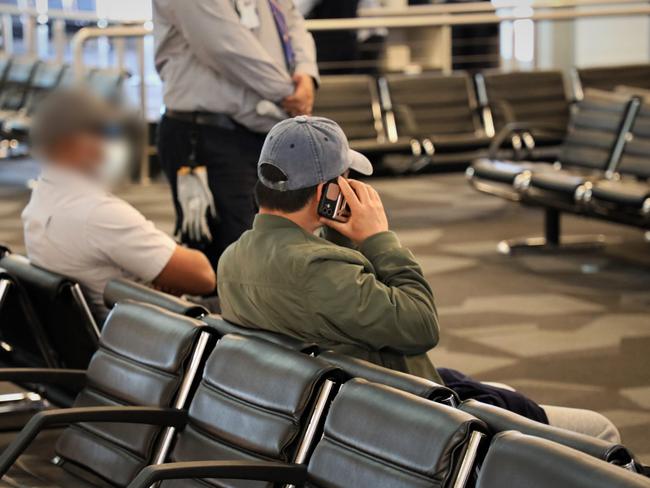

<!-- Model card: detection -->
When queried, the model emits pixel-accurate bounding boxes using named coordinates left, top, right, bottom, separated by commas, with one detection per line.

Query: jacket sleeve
left=306, top=232, right=439, bottom=355
left=282, top=0, right=320, bottom=84
left=171, top=0, right=294, bottom=101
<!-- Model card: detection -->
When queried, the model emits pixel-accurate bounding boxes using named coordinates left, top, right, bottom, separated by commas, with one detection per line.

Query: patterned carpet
left=1, top=159, right=649, bottom=462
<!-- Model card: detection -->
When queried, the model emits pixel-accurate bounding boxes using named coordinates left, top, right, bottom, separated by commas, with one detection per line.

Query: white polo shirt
left=22, top=165, right=176, bottom=322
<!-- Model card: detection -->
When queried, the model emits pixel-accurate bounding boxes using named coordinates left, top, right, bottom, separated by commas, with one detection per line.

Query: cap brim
left=348, top=149, right=373, bottom=176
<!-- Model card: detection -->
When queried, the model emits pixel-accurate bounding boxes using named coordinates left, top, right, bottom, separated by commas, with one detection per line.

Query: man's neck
left=259, top=208, right=319, bottom=233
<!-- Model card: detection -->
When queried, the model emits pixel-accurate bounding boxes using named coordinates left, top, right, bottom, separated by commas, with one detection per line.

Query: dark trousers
left=157, top=115, right=266, bottom=270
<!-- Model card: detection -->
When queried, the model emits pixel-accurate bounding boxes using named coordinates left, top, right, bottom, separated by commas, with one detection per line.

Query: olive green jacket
left=217, top=214, right=442, bottom=383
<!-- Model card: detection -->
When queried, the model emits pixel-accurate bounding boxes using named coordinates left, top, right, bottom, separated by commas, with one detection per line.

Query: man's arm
left=281, top=0, right=319, bottom=116
left=171, top=0, right=293, bottom=101
left=154, top=246, right=216, bottom=296
left=86, top=200, right=216, bottom=297
left=314, top=179, right=439, bottom=355
left=307, top=234, right=439, bottom=355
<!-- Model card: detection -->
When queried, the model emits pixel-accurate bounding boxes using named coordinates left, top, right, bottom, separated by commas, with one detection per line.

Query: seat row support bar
left=497, top=208, right=608, bottom=255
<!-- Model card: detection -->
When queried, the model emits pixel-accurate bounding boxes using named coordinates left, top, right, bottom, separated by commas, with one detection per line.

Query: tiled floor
left=2, top=162, right=649, bottom=461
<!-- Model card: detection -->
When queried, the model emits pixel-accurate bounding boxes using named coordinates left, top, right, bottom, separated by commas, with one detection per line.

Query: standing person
left=153, top=0, right=319, bottom=270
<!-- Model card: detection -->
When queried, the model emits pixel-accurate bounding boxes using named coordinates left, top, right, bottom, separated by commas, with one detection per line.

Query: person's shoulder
left=299, top=238, right=368, bottom=267
left=86, top=193, right=147, bottom=227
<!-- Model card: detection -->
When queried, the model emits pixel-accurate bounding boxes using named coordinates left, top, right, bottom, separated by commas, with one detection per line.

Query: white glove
left=176, top=167, right=217, bottom=243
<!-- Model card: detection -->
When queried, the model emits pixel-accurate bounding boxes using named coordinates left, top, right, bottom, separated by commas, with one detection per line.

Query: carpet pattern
left=1, top=160, right=649, bottom=461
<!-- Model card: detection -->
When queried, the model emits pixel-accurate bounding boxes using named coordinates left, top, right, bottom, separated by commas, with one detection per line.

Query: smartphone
left=318, top=179, right=350, bottom=222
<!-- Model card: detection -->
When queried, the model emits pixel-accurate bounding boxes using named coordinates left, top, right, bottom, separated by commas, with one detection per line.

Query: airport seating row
left=0, top=246, right=641, bottom=486
left=467, top=87, right=650, bottom=250
left=0, top=293, right=646, bottom=487
left=0, top=56, right=126, bottom=157
left=312, top=63, right=650, bottom=173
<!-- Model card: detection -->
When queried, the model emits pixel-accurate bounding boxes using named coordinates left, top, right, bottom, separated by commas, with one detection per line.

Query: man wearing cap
left=217, top=116, right=624, bottom=443
left=153, top=0, right=318, bottom=270
left=22, top=88, right=216, bottom=323
left=218, top=115, right=441, bottom=381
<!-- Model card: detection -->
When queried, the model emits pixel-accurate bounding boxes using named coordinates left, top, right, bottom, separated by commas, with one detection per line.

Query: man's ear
left=315, top=183, right=324, bottom=203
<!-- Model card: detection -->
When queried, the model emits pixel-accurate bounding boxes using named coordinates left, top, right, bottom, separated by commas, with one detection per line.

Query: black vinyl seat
left=156, top=334, right=339, bottom=488
left=0, top=253, right=100, bottom=371
left=319, top=350, right=459, bottom=405
left=468, top=89, right=635, bottom=201
left=476, top=431, right=650, bottom=488
left=312, top=75, right=413, bottom=158
left=128, top=379, right=487, bottom=488
left=587, top=94, right=650, bottom=219
left=575, top=63, right=650, bottom=92
left=460, top=399, right=639, bottom=470
left=202, top=315, right=318, bottom=353
left=104, top=279, right=208, bottom=319
left=476, top=70, right=570, bottom=159
left=523, top=90, right=640, bottom=205
left=0, top=302, right=211, bottom=488
left=3, top=63, right=68, bottom=136
left=0, top=58, right=40, bottom=119
left=382, top=72, right=491, bottom=168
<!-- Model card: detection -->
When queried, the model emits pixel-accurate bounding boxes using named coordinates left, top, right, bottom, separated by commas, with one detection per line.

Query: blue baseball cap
left=258, top=116, right=373, bottom=191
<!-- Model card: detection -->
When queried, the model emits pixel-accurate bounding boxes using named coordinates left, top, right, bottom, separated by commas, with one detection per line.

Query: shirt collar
left=39, top=164, right=105, bottom=193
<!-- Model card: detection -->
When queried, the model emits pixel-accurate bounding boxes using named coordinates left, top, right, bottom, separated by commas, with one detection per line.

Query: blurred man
left=22, top=89, right=216, bottom=323
left=153, top=0, right=319, bottom=269
left=218, top=116, right=621, bottom=442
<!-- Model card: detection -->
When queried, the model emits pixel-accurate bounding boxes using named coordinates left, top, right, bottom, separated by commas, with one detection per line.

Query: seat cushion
left=590, top=180, right=650, bottom=208
left=529, top=170, right=593, bottom=194
left=430, top=133, right=492, bottom=151
left=471, top=159, right=555, bottom=184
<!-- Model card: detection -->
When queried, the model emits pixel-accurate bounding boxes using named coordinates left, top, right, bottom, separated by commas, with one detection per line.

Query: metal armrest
left=0, top=368, right=87, bottom=389
left=128, top=461, right=308, bottom=488
left=489, top=122, right=565, bottom=159
left=0, top=406, right=188, bottom=476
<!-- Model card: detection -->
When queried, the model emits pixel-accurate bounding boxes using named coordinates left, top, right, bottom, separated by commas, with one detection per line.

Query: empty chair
left=104, top=278, right=208, bottom=319
left=203, top=315, right=318, bottom=353
left=587, top=91, right=650, bottom=222
left=382, top=72, right=491, bottom=168
left=3, top=63, right=68, bottom=136
left=312, top=75, right=413, bottom=158
left=129, top=379, right=487, bottom=488
left=0, top=301, right=211, bottom=488
left=151, top=334, right=338, bottom=488
left=575, top=63, right=650, bottom=93
left=0, top=253, right=100, bottom=370
left=476, top=70, right=570, bottom=160
left=469, top=89, right=634, bottom=199
left=319, top=349, right=458, bottom=405
left=522, top=90, right=639, bottom=204
left=461, top=399, right=640, bottom=471
left=0, top=58, right=39, bottom=117
left=476, top=431, right=650, bottom=488
left=86, top=67, right=127, bottom=102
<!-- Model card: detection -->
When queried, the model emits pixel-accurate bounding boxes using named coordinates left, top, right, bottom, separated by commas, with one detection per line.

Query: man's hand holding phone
left=320, top=177, right=389, bottom=245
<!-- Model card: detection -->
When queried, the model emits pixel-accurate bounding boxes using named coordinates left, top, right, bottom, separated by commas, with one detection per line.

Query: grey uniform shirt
left=153, top=0, right=319, bottom=133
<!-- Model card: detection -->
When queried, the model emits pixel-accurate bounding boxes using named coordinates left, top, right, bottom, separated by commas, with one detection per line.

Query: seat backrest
left=312, top=75, right=383, bottom=141
left=460, top=399, right=636, bottom=468
left=319, top=350, right=458, bottom=405
left=306, top=379, right=486, bottom=488
left=560, top=89, right=637, bottom=171
left=617, top=95, right=650, bottom=178
left=0, top=58, right=39, bottom=110
left=55, top=302, right=209, bottom=487
left=86, top=67, right=127, bottom=102
left=476, top=431, right=650, bottom=488
left=478, top=70, right=570, bottom=134
left=577, top=64, right=650, bottom=92
left=0, top=57, right=11, bottom=86
left=0, top=253, right=99, bottom=369
left=104, top=278, right=208, bottom=319
left=23, top=62, right=66, bottom=113
left=385, top=72, right=482, bottom=138
left=203, top=315, right=318, bottom=353
left=163, top=335, right=339, bottom=488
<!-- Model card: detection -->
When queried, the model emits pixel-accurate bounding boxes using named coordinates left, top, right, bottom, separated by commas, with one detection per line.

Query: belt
left=165, top=110, right=236, bottom=130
